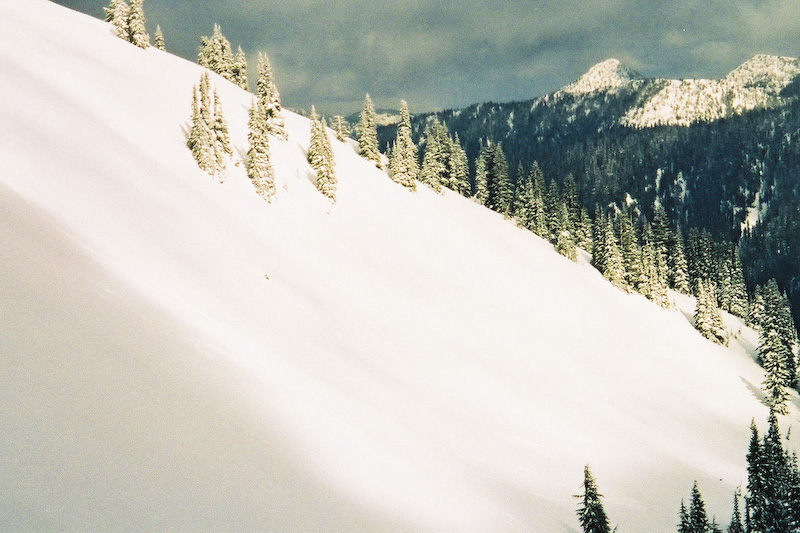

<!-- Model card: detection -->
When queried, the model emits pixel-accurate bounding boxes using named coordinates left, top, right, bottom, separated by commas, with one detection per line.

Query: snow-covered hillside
left=1, top=2, right=797, bottom=531
left=621, top=54, right=800, bottom=127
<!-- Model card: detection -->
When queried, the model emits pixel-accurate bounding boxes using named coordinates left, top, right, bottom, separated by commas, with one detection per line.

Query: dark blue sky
left=52, top=0, right=800, bottom=115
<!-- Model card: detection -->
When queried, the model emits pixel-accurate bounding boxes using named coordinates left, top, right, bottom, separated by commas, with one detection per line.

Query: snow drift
left=1, top=1, right=797, bottom=531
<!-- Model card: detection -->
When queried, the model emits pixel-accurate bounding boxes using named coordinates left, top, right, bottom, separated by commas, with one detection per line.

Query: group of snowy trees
left=198, top=24, right=248, bottom=90
left=354, top=96, right=469, bottom=196
left=186, top=73, right=232, bottom=180
left=576, top=414, right=800, bottom=533
left=104, top=0, right=153, bottom=49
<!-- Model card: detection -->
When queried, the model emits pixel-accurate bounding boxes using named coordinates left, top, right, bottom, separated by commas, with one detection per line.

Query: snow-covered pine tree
left=484, top=144, right=511, bottom=215
left=750, top=284, right=767, bottom=329
left=640, top=223, right=669, bottom=308
left=198, top=24, right=235, bottom=81
left=745, top=421, right=767, bottom=532
left=104, top=0, right=129, bottom=39
left=307, top=112, right=337, bottom=201
left=688, top=482, right=710, bottom=533
left=603, top=214, right=627, bottom=290
left=760, top=323, right=792, bottom=414
left=254, top=52, right=287, bottom=140
left=555, top=202, right=577, bottom=262
left=694, top=279, right=728, bottom=345
left=512, top=164, right=534, bottom=230
left=575, top=465, right=611, bottom=533
left=356, top=94, right=381, bottom=168
left=331, top=115, right=351, bottom=142
left=759, top=412, right=796, bottom=531
left=617, top=207, right=641, bottom=290
left=449, top=133, right=470, bottom=196
left=576, top=207, right=593, bottom=250
left=211, top=89, right=233, bottom=180
left=544, top=179, right=561, bottom=239
left=231, top=46, right=248, bottom=90
left=388, top=100, right=418, bottom=190
left=529, top=163, right=547, bottom=238
left=651, top=204, right=671, bottom=268
left=562, top=173, right=581, bottom=232
left=126, top=0, right=149, bottom=49
left=474, top=148, right=488, bottom=205
left=728, top=489, right=744, bottom=533
left=591, top=208, right=608, bottom=274
left=419, top=118, right=448, bottom=192
left=153, top=24, right=165, bottom=51
left=670, top=226, right=691, bottom=294
left=647, top=222, right=670, bottom=307
left=246, top=99, right=275, bottom=201
left=727, top=248, right=749, bottom=319
left=186, top=78, right=214, bottom=172
left=678, top=500, right=691, bottom=533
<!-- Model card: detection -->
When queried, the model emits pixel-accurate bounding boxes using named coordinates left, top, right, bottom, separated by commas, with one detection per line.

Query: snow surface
left=1, top=2, right=798, bottom=531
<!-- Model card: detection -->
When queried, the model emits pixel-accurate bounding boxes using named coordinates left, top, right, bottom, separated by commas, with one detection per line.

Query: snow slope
left=1, top=2, right=798, bottom=531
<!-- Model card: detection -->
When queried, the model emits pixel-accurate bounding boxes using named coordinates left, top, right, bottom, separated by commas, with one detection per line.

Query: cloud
left=53, top=0, right=800, bottom=115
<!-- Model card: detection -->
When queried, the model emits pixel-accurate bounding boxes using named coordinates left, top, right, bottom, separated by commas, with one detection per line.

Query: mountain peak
left=725, top=54, right=800, bottom=89
left=562, top=58, right=642, bottom=95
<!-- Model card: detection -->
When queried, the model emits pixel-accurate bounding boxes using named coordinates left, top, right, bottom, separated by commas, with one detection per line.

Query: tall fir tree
left=356, top=94, right=381, bottom=168
left=576, top=207, right=593, bottom=250
left=449, top=133, right=470, bottom=196
left=388, top=100, right=418, bottom=190
left=529, top=162, right=547, bottom=238
left=512, top=164, right=534, bottom=230
left=640, top=222, right=669, bottom=308
left=688, top=481, right=710, bottom=533
left=670, top=226, right=691, bottom=294
left=562, top=173, right=581, bottom=231
left=745, top=420, right=766, bottom=532
left=694, top=279, right=728, bottom=346
left=592, top=207, right=608, bottom=274
left=575, top=465, right=611, bottom=533
left=727, top=248, right=749, bottom=319
left=231, top=46, right=249, bottom=90
left=331, top=115, right=351, bottom=142
left=126, top=0, right=149, bottom=49
left=418, top=118, right=443, bottom=190
left=679, top=500, right=692, bottom=533
left=104, top=0, right=129, bottom=40
left=556, top=202, right=578, bottom=262
left=728, top=489, right=744, bottom=533
left=308, top=110, right=336, bottom=201
left=211, top=89, right=233, bottom=180
left=255, top=52, right=287, bottom=140
left=186, top=75, right=215, bottom=173
left=545, top=179, right=562, bottom=240
left=246, top=99, right=275, bottom=201
left=603, top=214, right=627, bottom=290
left=474, top=148, right=488, bottom=204
left=483, top=144, right=511, bottom=215
left=153, top=24, right=165, bottom=51
left=616, top=207, right=641, bottom=290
